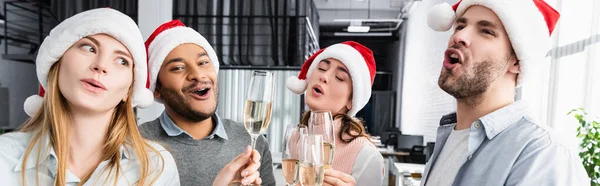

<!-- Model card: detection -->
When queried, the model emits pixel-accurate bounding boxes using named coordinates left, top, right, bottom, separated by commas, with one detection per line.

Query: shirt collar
left=479, top=100, right=531, bottom=139
left=14, top=133, right=135, bottom=172
left=159, top=111, right=229, bottom=140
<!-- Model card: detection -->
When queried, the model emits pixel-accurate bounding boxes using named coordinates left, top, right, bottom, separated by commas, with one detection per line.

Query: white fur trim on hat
left=307, top=44, right=372, bottom=116
left=24, top=95, right=43, bottom=116
left=147, top=26, right=220, bottom=92
left=427, top=0, right=551, bottom=87
left=28, top=8, right=152, bottom=116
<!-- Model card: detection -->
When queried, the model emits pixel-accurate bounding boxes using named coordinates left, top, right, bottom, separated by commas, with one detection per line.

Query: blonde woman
left=0, top=8, right=261, bottom=186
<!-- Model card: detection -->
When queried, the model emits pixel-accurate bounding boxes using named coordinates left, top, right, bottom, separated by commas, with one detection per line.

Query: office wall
left=400, top=0, right=456, bottom=143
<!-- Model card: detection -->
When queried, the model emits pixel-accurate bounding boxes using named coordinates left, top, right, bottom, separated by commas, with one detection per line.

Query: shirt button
left=468, top=155, right=472, bottom=160
left=474, top=123, right=480, bottom=128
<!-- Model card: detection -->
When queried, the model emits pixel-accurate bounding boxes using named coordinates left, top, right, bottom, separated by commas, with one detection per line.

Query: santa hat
left=145, top=20, right=219, bottom=93
left=24, top=8, right=153, bottom=116
left=427, top=0, right=560, bottom=87
left=286, top=41, right=376, bottom=116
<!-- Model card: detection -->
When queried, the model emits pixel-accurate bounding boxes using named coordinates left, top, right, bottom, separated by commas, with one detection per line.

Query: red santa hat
left=427, top=0, right=560, bottom=87
left=145, top=20, right=219, bottom=93
left=286, top=41, right=376, bottom=116
left=24, top=8, right=153, bottom=116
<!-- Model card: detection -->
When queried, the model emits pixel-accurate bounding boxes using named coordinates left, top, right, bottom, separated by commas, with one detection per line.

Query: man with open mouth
left=422, top=0, right=590, bottom=186
left=138, top=20, right=275, bottom=186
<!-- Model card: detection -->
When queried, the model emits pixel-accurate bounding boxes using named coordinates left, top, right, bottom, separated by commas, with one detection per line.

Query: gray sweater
left=138, top=117, right=276, bottom=186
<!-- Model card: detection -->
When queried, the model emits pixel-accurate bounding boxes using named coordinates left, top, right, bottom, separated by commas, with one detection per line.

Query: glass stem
left=251, top=134, right=258, bottom=149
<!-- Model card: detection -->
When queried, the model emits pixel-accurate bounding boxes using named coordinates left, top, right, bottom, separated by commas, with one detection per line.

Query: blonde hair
left=19, top=61, right=164, bottom=185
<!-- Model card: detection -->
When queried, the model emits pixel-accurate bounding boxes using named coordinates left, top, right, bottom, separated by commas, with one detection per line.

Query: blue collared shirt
left=422, top=100, right=590, bottom=186
left=0, top=132, right=180, bottom=185
left=159, top=111, right=229, bottom=140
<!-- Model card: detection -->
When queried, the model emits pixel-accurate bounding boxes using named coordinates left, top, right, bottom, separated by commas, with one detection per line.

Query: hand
left=213, top=146, right=263, bottom=186
left=323, top=169, right=356, bottom=186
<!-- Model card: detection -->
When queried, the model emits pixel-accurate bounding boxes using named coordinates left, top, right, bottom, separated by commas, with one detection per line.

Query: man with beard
left=422, top=0, right=590, bottom=186
left=138, top=20, right=275, bottom=186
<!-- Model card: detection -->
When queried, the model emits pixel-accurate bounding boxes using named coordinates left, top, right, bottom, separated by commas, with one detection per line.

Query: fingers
left=250, top=149, right=261, bottom=163
left=212, top=146, right=253, bottom=186
left=241, top=159, right=261, bottom=177
left=323, top=169, right=356, bottom=186
left=323, top=175, right=345, bottom=186
left=229, top=146, right=253, bottom=170
left=241, top=168, right=262, bottom=185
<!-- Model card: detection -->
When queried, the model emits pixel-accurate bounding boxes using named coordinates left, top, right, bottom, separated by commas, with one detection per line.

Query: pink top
left=331, top=119, right=371, bottom=174
left=330, top=119, right=384, bottom=185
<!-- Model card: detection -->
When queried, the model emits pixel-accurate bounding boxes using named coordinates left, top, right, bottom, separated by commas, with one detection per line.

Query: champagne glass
left=282, top=124, right=307, bottom=185
left=244, top=70, right=274, bottom=149
left=232, top=71, right=274, bottom=186
left=308, top=111, right=335, bottom=169
left=299, top=134, right=325, bottom=186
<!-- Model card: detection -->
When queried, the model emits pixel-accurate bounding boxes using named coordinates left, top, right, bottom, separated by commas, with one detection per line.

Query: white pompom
left=427, top=3, right=456, bottom=31
left=286, top=76, right=307, bottom=94
left=24, top=95, right=44, bottom=117
left=134, top=88, right=155, bottom=108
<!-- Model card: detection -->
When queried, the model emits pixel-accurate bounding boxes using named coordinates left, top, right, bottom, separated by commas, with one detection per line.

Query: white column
left=136, top=0, right=173, bottom=124
left=138, top=0, right=173, bottom=39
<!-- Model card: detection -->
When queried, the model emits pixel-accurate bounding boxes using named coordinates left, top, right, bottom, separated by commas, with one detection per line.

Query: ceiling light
left=347, top=25, right=370, bottom=32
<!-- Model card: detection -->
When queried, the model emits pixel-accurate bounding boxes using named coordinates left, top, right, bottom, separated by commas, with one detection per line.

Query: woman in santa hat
left=287, top=41, right=385, bottom=185
left=0, top=8, right=177, bottom=185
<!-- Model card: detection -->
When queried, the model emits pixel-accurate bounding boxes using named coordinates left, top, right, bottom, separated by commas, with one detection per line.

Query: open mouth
left=192, top=87, right=210, bottom=97
left=81, top=79, right=106, bottom=91
left=314, top=87, right=322, bottom=94
left=449, top=53, right=460, bottom=64
left=312, top=85, right=324, bottom=96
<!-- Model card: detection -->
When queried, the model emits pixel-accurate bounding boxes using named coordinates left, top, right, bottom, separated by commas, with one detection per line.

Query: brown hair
left=300, top=111, right=370, bottom=143
left=19, top=62, right=164, bottom=186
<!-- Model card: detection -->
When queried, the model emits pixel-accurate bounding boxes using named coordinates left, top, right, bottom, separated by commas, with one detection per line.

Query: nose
left=90, top=56, right=109, bottom=75
left=186, top=65, right=208, bottom=82
left=318, top=72, right=329, bottom=83
left=450, top=28, right=471, bottom=48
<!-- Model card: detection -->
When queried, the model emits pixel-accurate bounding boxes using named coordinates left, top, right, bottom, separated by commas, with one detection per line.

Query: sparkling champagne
left=323, top=142, right=335, bottom=169
left=244, top=100, right=272, bottom=135
left=282, top=159, right=300, bottom=185
left=300, top=163, right=325, bottom=186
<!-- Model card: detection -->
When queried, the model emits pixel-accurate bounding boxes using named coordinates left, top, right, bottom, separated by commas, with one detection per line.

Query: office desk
left=379, top=148, right=410, bottom=156
left=389, top=162, right=425, bottom=186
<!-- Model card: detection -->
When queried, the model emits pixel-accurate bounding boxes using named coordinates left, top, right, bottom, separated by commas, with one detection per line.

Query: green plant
left=569, top=108, right=600, bottom=186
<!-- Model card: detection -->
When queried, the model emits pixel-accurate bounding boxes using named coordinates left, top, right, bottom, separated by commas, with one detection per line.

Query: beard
left=438, top=55, right=511, bottom=106
left=158, top=80, right=219, bottom=122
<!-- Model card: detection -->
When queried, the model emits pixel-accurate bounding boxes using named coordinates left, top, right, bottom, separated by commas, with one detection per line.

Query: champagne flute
left=244, top=70, right=274, bottom=149
left=308, top=111, right=335, bottom=169
left=299, top=134, right=325, bottom=186
left=232, top=71, right=274, bottom=186
left=282, top=124, right=307, bottom=185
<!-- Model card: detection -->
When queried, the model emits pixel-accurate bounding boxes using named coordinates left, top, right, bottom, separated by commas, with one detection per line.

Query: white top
left=352, top=144, right=385, bottom=185
left=0, top=132, right=180, bottom=186
left=425, top=128, right=470, bottom=186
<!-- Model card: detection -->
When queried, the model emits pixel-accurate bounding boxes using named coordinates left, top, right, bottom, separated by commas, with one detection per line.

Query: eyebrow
left=320, top=59, right=350, bottom=75
left=477, top=20, right=499, bottom=29
left=457, top=17, right=499, bottom=29
left=165, top=52, right=209, bottom=65
left=165, top=57, right=183, bottom=65
left=198, top=52, right=208, bottom=58
left=456, top=17, right=467, bottom=24
left=84, top=36, right=101, bottom=47
left=83, top=36, right=133, bottom=60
